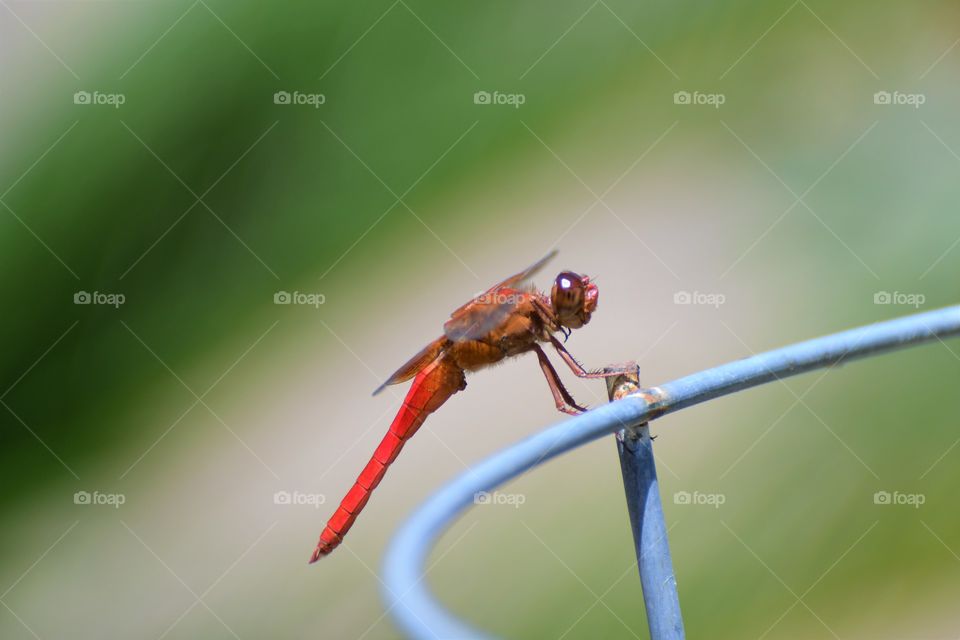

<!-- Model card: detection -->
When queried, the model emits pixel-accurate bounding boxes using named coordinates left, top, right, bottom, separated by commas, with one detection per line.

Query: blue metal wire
left=382, top=305, right=960, bottom=640
left=617, top=422, right=684, bottom=639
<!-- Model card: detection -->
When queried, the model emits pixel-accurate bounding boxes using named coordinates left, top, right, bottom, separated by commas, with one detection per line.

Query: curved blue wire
left=382, top=305, right=960, bottom=639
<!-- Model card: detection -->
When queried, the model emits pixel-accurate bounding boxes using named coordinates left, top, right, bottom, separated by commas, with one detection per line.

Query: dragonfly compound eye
left=552, top=271, right=593, bottom=328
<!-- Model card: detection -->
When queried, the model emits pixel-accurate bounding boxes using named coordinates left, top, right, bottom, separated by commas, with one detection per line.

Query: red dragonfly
left=310, top=251, right=627, bottom=562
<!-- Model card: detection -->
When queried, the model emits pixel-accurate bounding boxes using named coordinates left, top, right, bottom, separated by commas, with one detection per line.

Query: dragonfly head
left=551, top=271, right=598, bottom=330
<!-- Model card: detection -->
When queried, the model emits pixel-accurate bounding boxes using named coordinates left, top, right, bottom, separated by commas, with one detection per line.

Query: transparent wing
left=372, top=337, right=447, bottom=396
left=443, top=250, right=556, bottom=342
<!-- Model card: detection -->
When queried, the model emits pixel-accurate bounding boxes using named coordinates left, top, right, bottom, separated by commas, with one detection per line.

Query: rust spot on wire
left=609, top=377, right=639, bottom=401
left=603, top=362, right=641, bottom=402
left=601, top=364, right=668, bottom=420
left=634, top=385, right=668, bottom=420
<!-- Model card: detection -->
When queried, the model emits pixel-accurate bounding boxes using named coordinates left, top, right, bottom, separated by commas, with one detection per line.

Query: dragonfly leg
left=548, top=335, right=637, bottom=379
left=533, top=345, right=586, bottom=414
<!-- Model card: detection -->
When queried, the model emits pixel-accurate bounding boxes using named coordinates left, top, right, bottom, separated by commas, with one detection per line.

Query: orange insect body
left=310, top=252, right=617, bottom=562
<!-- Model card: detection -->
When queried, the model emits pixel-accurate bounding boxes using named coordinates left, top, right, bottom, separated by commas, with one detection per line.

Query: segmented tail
left=310, top=358, right=465, bottom=562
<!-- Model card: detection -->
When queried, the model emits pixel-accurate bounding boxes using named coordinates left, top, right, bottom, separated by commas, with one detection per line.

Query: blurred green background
left=2, top=1, right=959, bottom=638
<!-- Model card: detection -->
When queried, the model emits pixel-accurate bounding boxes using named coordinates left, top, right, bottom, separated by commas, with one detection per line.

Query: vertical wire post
left=607, top=366, right=685, bottom=639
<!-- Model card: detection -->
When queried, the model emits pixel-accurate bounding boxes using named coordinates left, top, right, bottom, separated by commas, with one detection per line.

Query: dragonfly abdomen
left=310, top=357, right=465, bottom=562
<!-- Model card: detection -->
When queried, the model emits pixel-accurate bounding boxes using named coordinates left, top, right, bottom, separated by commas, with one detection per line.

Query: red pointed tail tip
left=309, top=543, right=332, bottom=564
left=309, top=530, right=342, bottom=564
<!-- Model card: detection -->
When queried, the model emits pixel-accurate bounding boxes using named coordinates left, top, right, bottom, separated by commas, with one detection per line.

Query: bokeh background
left=2, top=1, right=959, bottom=638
